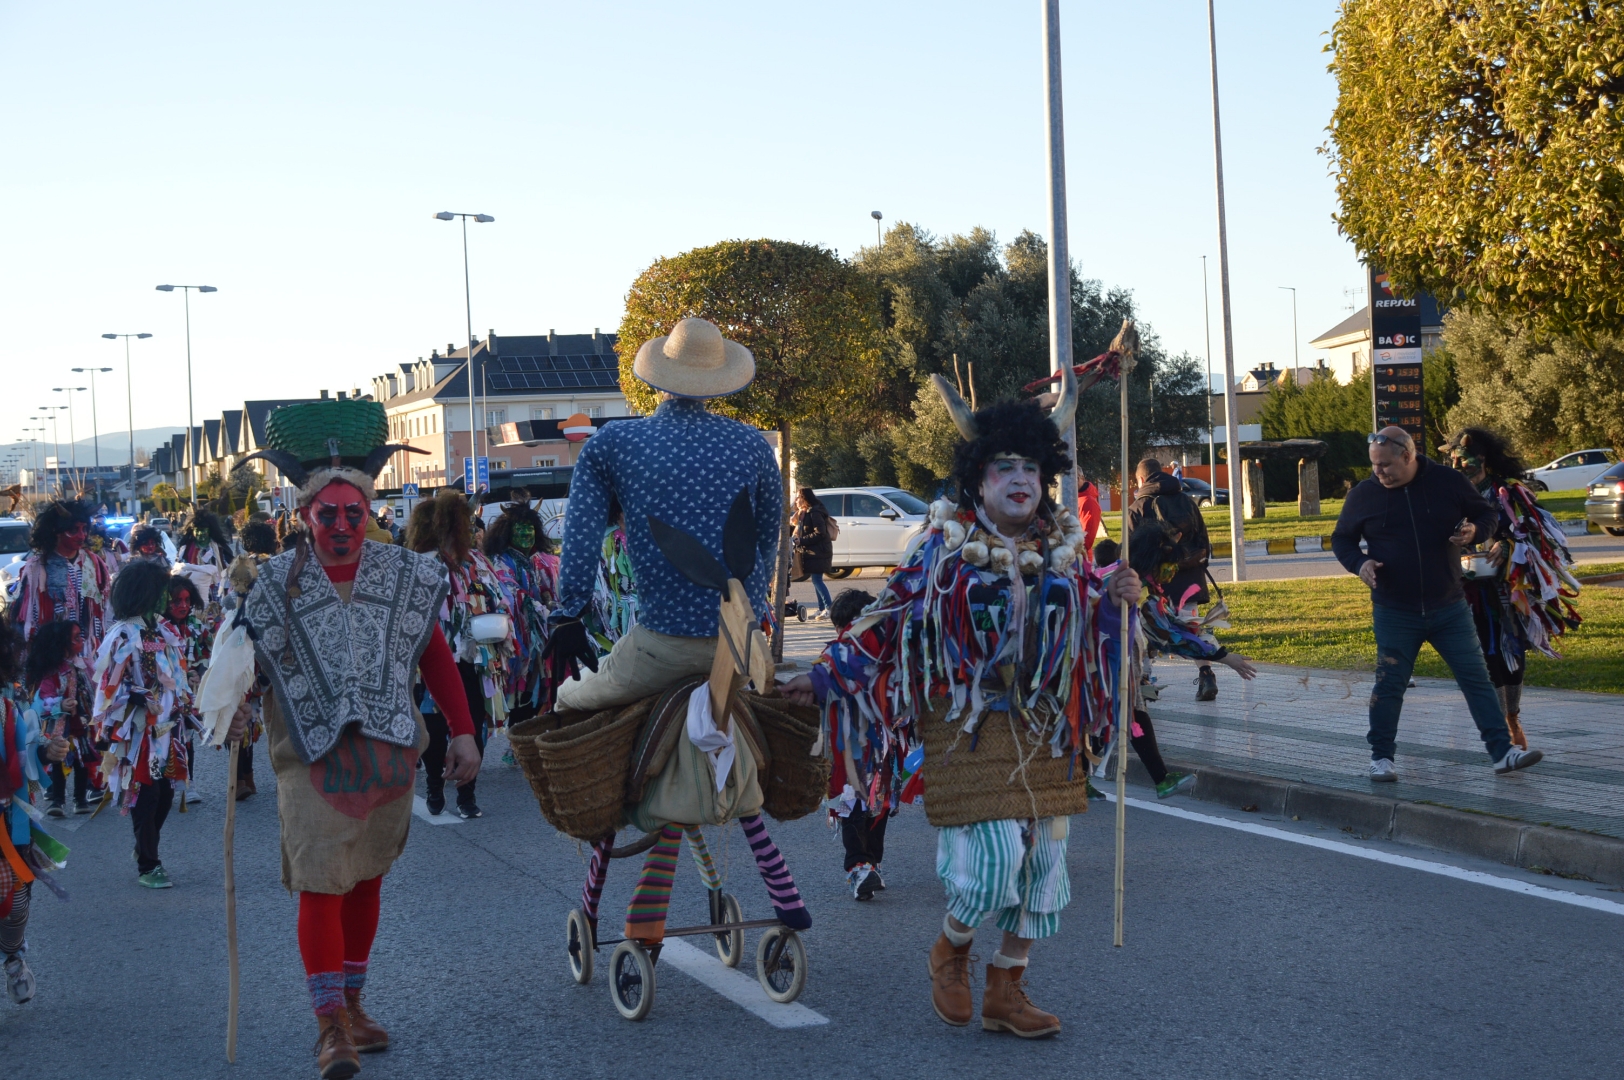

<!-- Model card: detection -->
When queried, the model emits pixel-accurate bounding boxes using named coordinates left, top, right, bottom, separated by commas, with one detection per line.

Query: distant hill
left=57, top=428, right=187, bottom=464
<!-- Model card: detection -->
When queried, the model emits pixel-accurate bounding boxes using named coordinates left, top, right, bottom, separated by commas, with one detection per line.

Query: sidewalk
left=1144, top=657, right=1624, bottom=841
left=778, top=615, right=1624, bottom=842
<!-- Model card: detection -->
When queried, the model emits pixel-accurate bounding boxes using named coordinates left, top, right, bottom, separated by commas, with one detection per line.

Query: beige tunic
left=265, top=579, right=429, bottom=895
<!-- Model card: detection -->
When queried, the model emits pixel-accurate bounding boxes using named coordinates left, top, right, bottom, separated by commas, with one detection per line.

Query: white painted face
left=979, top=456, right=1041, bottom=534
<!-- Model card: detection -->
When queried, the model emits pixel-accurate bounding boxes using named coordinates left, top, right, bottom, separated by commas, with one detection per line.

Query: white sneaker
left=185, top=789, right=202, bottom=805
left=1494, top=747, right=1543, bottom=774
left=1369, top=758, right=1398, bottom=782
left=4, top=955, right=34, bottom=1004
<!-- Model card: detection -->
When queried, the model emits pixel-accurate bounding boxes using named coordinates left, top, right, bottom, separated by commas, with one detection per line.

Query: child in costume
left=91, top=559, right=197, bottom=889
left=820, top=587, right=895, bottom=900
left=406, top=492, right=514, bottom=819
left=25, top=621, right=97, bottom=816
left=164, top=574, right=212, bottom=806
left=3, top=623, right=72, bottom=1005
left=226, top=398, right=481, bottom=1077
left=173, top=505, right=232, bottom=613
left=483, top=497, right=561, bottom=724
left=7, top=499, right=112, bottom=667
left=1442, top=427, right=1582, bottom=749
left=783, top=362, right=1143, bottom=1038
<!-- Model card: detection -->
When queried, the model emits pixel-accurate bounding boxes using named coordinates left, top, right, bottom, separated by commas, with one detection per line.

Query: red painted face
left=300, top=479, right=368, bottom=561
left=167, top=592, right=193, bottom=623
left=56, top=520, right=89, bottom=558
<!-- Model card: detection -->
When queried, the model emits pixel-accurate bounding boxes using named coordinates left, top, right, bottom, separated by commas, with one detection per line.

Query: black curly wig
left=180, top=507, right=232, bottom=553
left=1441, top=426, right=1527, bottom=483
left=111, top=559, right=173, bottom=621
left=239, top=521, right=278, bottom=556
left=29, top=499, right=93, bottom=555
left=483, top=500, right=550, bottom=559
left=129, top=525, right=165, bottom=556
left=0, top=622, right=22, bottom=686
left=24, top=620, right=78, bottom=693
left=950, top=400, right=1074, bottom=514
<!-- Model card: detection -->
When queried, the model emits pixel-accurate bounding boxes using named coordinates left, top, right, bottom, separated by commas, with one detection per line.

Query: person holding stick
left=783, top=362, right=1140, bottom=1038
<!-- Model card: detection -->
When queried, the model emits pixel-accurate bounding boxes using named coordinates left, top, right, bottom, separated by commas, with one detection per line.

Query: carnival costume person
left=165, top=575, right=213, bottom=806
left=406, top=492, right=514, bottom=820
left=3, top=623, right=72, bottom=1006
left=1441, top=428, right=1582, bottom=749
left=128, top=525, right=170, bottom=566
left=91, top=559, right=198, bottom=889
left=545, top=317, right=809, bottom=945
left=174, top=505, right=232, bottom=613
left=586, top=501, right=638, bottom=652
left=220, top=398, right=480, bottom=1078
left=783, top=367, right=1144, bottom=1038
left=221, top=521, right=278, bottom=799
left=7, top=500, right=112, bottom=666
left=483, top=497, right=561, bottom=724
left=25, top=621, right=97, bottom=816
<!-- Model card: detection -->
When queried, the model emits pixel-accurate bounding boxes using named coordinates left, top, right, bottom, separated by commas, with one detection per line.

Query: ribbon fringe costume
left=3, top=678, right=71, bottom=1005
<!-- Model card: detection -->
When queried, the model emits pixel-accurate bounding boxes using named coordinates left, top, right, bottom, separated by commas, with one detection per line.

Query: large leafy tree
left=1328, top=1, right=1624, bottom=332
left=1440, top=307, right=1624, bottom=461
left=616, top=239, right=893, bottom=657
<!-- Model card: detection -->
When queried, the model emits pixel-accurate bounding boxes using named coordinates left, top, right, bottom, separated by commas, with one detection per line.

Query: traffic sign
left=402, top=483, right=419, bottom=496
left=476, top=456, right=490, bottom=493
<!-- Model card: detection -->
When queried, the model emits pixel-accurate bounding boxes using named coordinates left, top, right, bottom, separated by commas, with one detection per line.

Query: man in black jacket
left=1331, top=427, right=1543, bottom=781
left=1128, top=459, right=1220, bottom=700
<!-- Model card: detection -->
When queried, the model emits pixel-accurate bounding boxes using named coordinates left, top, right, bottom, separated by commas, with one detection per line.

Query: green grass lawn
left=1218, top=575, right=1624, bottom=694
left=1102, top=488, right=1592, bottom=543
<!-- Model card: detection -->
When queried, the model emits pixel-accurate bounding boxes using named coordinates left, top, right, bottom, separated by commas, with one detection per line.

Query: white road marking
left=658, top=938, right=830, bottom=1028
left=1111, top=794, right=1624, bottom=918
left=412, top=796, right=464, bottom=825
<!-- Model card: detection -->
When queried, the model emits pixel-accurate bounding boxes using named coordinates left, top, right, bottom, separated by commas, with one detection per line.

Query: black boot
left=1196, top=665, right=1218, bottom=702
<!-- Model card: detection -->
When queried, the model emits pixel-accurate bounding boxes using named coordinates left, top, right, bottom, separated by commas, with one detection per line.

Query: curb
left=1123, top=759, right=1624, bottom=886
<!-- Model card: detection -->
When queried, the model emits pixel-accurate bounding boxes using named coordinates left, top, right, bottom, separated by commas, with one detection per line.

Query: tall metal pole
left=184, top=287, right=196, bottom=502
left=1208, top=0, right=1246, bottom=581
left=1204, top=257, right=1217, bottom=479
left=1279, top=286, right=1299, bottom=370
left=126, top=338, right=135, bottom=506
left=1042, top=0, right=1078, bottom=511
left=462, top=215, right=478, bottom=483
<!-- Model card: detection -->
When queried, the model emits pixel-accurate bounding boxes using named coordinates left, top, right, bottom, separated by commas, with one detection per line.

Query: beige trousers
left=555, top=623, right=718, bottom=712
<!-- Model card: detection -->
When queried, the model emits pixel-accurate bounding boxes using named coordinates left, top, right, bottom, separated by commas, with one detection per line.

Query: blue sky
left=0, top=0, right=1359, bottom=456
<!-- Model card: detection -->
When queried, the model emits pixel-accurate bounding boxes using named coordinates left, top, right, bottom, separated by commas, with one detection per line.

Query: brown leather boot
left=1505, top=713, right=1527, bottom=750
left=236, top=770, right=257, bottom=800
left=927, top=933, right=975, bottom=1026
left=313, top=1010, right=360, bottom=1079
left=981, top=962, right=1060, bottom=1038
left=345, top=989, right=389, bottom=1053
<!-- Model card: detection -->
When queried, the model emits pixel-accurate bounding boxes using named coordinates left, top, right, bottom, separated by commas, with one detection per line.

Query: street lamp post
left=155, top=285, right=218, bottom=502
left=433, top=212, right=495, bottom=490
left=53, top=387, right=87, bottom=481
left=1206, top=0, right=1246, bottom=580
left=102, top=333, right=153, bottom=511
left=72, top=366, right=114, bottom=506
left=1278, top=286, right=1299, bottom=371
left=37, top=407, right=63, bottom=496
left=1203, top=256, right=1217, bottom=480
left=871, top=210, right=882, bottom=248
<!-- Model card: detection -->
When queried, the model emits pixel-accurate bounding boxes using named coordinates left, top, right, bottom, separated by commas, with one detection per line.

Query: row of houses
left=145, top=328, right=633, bottom=501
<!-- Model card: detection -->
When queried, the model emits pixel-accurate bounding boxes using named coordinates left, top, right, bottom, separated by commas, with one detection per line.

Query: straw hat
left=632, top=317, right=755, bottom=399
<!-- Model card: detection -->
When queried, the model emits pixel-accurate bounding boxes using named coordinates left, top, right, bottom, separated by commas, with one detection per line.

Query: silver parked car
left=812, top=487, right=930, bottom=575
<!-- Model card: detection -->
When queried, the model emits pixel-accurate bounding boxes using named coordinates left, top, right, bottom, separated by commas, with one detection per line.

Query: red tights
left=297, top=875, right=382, bottom=976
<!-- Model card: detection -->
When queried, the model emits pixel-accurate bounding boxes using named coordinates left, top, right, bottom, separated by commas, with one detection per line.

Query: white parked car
left=811, top=487, right=930, bottom=576
left=0, top=517, right=33, bottom=611
left=1524, top=449, right=1618, bottom=492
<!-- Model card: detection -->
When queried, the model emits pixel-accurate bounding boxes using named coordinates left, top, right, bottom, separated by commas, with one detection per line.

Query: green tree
left=616, top=239, right=893, bottom=657
left=1439, top=307, right=1624, bottom=462
left=1328, top=1, right=1624, bottom=333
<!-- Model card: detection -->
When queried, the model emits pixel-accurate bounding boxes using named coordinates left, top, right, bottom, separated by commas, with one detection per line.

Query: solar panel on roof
left=543, top=373, right=563, bottom=387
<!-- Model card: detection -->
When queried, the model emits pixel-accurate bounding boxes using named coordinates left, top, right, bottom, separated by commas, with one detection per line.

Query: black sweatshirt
left=1331, top=455, right=1500, bottom=613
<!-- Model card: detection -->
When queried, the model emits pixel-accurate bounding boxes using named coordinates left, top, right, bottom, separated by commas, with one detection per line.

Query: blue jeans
left=1369, top=600, right=1510, bottom=763
left=810, top=572, right=832, bottom=612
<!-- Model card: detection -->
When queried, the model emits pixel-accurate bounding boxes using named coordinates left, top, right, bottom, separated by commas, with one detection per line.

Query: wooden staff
left=1112, top=321, right=1139, bottom=948
left=224, top=738, right=241, bottom=1062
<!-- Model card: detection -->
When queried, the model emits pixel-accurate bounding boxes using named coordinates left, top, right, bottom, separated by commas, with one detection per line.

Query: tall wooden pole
left=1207, top=0, right=1246, bottom=579
left=1114, top=340, right=1134, bottom=948
left=1042, top=0, right=1077, bottom=509
left=224, top=740, right=241, bottom=1061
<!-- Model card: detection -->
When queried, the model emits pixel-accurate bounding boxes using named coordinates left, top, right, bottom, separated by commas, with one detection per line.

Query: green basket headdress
left=240, top=398, right=423, bottom=504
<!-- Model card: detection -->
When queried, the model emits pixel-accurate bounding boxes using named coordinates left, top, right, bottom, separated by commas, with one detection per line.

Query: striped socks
left=581, top=835, right=613, bottom=924
left=343, top=960, right=368, bottom=993
left=624, top=825, right=683, bottom=942
left=684, top=826, right=722, bottom=891
left=307, top=970, right=345, bottom=1017
left=739, top=814, right=811, bottom=930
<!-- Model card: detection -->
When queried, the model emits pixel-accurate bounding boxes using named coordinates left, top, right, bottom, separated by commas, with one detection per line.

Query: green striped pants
left=936, top=817, right=1071, bottom=940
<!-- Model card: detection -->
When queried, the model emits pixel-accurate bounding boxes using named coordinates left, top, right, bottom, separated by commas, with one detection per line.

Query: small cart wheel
left=566, top=908, right=594, bottom=985
left=609, top=940, right=656, bottom=1020
left=755, top=926, right=808, bottom=1003
left=714, top=893, right=744, bottom=968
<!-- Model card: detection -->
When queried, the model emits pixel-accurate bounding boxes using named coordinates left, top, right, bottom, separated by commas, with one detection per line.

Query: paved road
left=1207, top=528, right=1624, bottom=582
left=7, top=738, right=1621, bottom=1080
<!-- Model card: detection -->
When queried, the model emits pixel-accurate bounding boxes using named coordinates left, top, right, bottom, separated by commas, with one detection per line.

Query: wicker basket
left=535, top=698, right=654, bottom=841
left=507, top=713, right=568, bottom=822
left=742, top=693, right=829, bottom=822
left=919, top=704, right=1090, bottom=828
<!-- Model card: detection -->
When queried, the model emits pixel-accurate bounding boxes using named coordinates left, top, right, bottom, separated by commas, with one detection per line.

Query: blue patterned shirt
left=557, top=398, right=782, bottom=638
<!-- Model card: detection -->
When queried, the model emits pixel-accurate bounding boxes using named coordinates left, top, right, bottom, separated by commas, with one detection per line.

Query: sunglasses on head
left=1367, top=433, right=1408, bottom=447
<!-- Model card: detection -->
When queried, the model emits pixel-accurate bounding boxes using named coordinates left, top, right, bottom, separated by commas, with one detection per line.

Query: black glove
left=542, top=617, right=599, bottom=682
